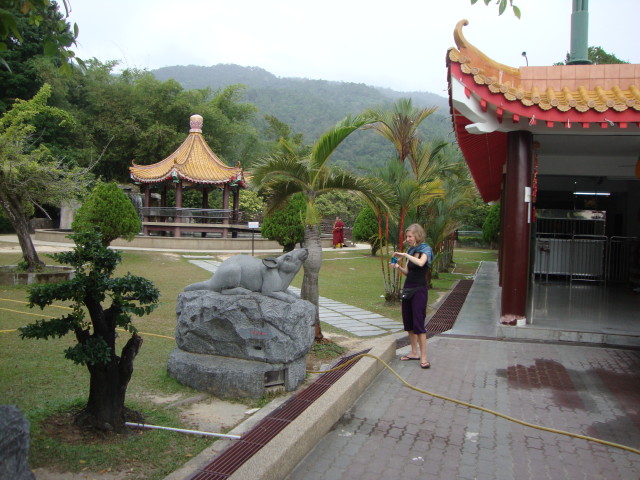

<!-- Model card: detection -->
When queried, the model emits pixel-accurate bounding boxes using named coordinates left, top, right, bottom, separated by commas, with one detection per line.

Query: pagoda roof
left=447, top=20, right=640, bottom=202
left=129, top=115, right=246, bottom=187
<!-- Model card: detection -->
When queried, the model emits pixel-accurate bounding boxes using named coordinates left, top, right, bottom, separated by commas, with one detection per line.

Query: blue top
left=407, top=243, right=433, bottom=266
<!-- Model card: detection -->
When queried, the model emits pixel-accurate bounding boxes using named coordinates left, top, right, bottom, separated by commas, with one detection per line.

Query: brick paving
left=287, top=337, right=640, bottom=480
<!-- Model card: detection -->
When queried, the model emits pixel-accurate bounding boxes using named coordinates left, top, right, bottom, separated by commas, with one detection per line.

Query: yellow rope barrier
left=308, top=353, right=640, bottom=457
left=3, top=293, right=638, bottom=457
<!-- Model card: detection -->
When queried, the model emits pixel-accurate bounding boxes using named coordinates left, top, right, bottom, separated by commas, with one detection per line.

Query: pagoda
left=130, top=114, right=247, bottom=238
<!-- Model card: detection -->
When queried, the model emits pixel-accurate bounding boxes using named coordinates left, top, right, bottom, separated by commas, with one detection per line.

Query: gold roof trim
left=130, top=115, right=243, bottom=185
left=449, top=20, right=640, bottom=114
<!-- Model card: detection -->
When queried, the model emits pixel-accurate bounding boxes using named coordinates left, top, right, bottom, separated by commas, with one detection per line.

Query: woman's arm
left=394, top=251, right=427, bottom=267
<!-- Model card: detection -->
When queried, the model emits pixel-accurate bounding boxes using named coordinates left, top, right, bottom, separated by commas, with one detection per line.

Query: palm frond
left=310, top=114, right=373, bottom=172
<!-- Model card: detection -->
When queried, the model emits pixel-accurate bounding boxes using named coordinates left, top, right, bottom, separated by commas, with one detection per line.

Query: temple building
left=129, top=114, right=247, bottom=238
left=447, top=19, right=639, bottom=336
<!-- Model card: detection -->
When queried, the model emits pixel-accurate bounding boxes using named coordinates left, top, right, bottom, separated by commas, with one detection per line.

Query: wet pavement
left=286, top=337, right=640, bottom=480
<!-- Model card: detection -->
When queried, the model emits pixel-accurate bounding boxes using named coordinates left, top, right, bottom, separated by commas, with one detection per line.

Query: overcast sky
left=67, top=0, right=638, bottom=96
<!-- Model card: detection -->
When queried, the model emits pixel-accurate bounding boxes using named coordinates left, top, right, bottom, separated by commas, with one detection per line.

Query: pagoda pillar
left=202, top=186, right=209, bottom=209
left=231, top=187, right=240, bottom=238
left=143, top=185, right=151, bottom=236
left=222, top=184, right=230, bottom=239
left=500, top=131, right=533, bottom=325
left=175, top=182, right=183, bottom=238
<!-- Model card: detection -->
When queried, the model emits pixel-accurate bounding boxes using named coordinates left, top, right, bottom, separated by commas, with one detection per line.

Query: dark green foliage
left=72, top=182, right=141, bottom=246
left=352, top=206, right=384, bottom=256
left=556, top=46, right=629, bottom=66
left=482, top=203, right=501, bottom=247
left=260, top=193, right=306, bottom=251
left=458, top=193, right=491, bottom=230
left=0, top=210, right=14, bottom=233
left=315, top=191, right=363, bottom=226
left=0, top=1, right=82, bottom=79
left=19, top=230, right=159, bottom=430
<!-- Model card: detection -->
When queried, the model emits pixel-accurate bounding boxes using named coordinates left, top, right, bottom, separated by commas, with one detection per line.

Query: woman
left=391, top=223, right=432, bottom=369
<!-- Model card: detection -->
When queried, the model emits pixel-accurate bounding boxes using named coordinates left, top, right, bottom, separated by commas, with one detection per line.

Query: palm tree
left=363, top=99, right=447, bottom=301
left=251, top=115, right=394, bottom=341
left=364, top=98, right=439, bottom=173
left=368, top=142, right=446, bottom=301
left=420, top=151, right=475, bottom=276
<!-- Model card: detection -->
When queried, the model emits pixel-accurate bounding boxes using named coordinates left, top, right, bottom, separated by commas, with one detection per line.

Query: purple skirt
left=401, top=283, right=428, bottom=334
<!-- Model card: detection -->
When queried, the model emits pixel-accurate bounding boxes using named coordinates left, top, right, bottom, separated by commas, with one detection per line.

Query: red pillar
left=500, top=131, right=532, bottom=325
left=222, top=184, right=230, bottom=239
left=175, top=182, right=182, bottom=237
left=231, top=187, right=240, bottom=238
left=143, top=185, right=151, bottom=236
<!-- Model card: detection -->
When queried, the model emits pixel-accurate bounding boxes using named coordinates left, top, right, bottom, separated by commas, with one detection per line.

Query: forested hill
left=151, top=64, right=454, bottom=172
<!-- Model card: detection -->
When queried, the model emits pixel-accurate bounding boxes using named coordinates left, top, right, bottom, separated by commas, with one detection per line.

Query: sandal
left=420, top=362, right=431, bottom=369
left=400, top=355, right=419, bottom=361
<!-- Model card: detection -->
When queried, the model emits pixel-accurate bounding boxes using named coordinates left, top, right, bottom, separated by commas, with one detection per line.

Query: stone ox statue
left=184, top=249, right=308, bottom=302
left=169, top=248, right=314, bottom=398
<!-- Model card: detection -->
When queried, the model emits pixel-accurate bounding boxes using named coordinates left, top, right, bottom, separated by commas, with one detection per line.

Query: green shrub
left=260, top=193, right=306, bottom=251
left=72, top=182, right=141, bottom=246
left=352, top=206, right=383, bottom=255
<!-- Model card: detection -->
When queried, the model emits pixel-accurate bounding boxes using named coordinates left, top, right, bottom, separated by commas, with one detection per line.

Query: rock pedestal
left=167, top=291, right=314, bottom=398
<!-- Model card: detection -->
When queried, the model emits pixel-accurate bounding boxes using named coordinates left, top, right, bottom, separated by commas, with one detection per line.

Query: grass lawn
left=0, top=243, right=496, bottom=478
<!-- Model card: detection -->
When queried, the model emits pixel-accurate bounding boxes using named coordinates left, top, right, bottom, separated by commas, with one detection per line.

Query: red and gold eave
left=447, top=20, right=640, bottom=203
left=129, top=118, right=247, bottom=188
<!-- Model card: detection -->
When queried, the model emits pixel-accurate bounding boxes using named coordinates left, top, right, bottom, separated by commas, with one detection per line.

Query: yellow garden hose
left=3, top=296, right=639, bottom=456
left=307, top=353, right=640, bottom=457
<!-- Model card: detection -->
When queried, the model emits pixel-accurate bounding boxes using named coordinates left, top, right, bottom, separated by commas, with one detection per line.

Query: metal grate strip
left=187, top=348, right=371, bottom=480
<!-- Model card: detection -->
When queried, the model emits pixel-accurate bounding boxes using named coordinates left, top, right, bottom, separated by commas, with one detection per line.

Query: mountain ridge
left=151, top=63, right=453, bottom=171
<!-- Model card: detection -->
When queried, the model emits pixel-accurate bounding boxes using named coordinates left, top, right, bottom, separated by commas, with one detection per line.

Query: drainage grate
left=187, top=348, right=371, bottom=480
left=397, top=279, right=474, bottom=349
left=426, top=279, right=473, bottom=338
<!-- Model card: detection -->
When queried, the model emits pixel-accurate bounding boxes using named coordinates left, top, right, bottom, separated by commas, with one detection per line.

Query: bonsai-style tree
left=72, top=181, right=141, bottom=246
left=260, top=193, right=306, bottom=252
left=20, top=230, right=159, bottom=432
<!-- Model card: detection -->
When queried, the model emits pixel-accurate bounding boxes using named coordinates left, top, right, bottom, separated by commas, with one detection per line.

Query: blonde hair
left=405, top=223, right=425, bottom=244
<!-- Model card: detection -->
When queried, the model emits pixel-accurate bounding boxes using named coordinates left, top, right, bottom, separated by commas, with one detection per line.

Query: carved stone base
left=167, top=349, right=307, bottom=398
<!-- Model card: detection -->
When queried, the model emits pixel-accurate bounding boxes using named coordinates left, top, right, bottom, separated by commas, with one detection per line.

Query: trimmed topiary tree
left=260, top=193, right=306, bottom=252
left=352, top=206, right=384, bottom=256
left=72, top=182, right=141, bottom=246
left=19, top=230, right=159, bottom=432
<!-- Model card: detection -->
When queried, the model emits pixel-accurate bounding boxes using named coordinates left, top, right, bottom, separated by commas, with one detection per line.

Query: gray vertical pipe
left=568, top=0, right=591, bottom=64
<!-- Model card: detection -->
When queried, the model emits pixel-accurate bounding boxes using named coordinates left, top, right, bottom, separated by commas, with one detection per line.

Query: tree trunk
left=0, top=191, right=43, bottom=270
left=77, top=333, right=143, bottom=432
left=301, top=225, right=324, bottom=342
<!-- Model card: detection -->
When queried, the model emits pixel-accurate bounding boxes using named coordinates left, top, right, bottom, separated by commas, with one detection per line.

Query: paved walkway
left=184, top=255, right=402, bottom=337
left=286, top=261, right=640, bottom=480
left=287, top=337, right=640, bottom=480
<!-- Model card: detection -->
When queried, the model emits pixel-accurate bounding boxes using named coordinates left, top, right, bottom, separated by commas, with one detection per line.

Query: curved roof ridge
left=448, top=20, right=639, bottom=115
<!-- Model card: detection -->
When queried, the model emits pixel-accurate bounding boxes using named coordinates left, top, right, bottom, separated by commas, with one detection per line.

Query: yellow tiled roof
left=130, top=115, right=243, bottom=185
left=448, top=20, right=640, bottom=114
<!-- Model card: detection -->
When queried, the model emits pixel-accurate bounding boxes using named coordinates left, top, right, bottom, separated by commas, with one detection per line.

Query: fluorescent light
left=573, top=192, right=610, bottom=196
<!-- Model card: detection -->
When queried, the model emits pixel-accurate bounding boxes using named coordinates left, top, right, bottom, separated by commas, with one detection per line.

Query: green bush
left=260, top=193, right=306, bottom=251
left=352, top=206, right=383, bottom=256
left=72, top=182, right=141, bottom=246
left=482, top=203, right=501, bottom=248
